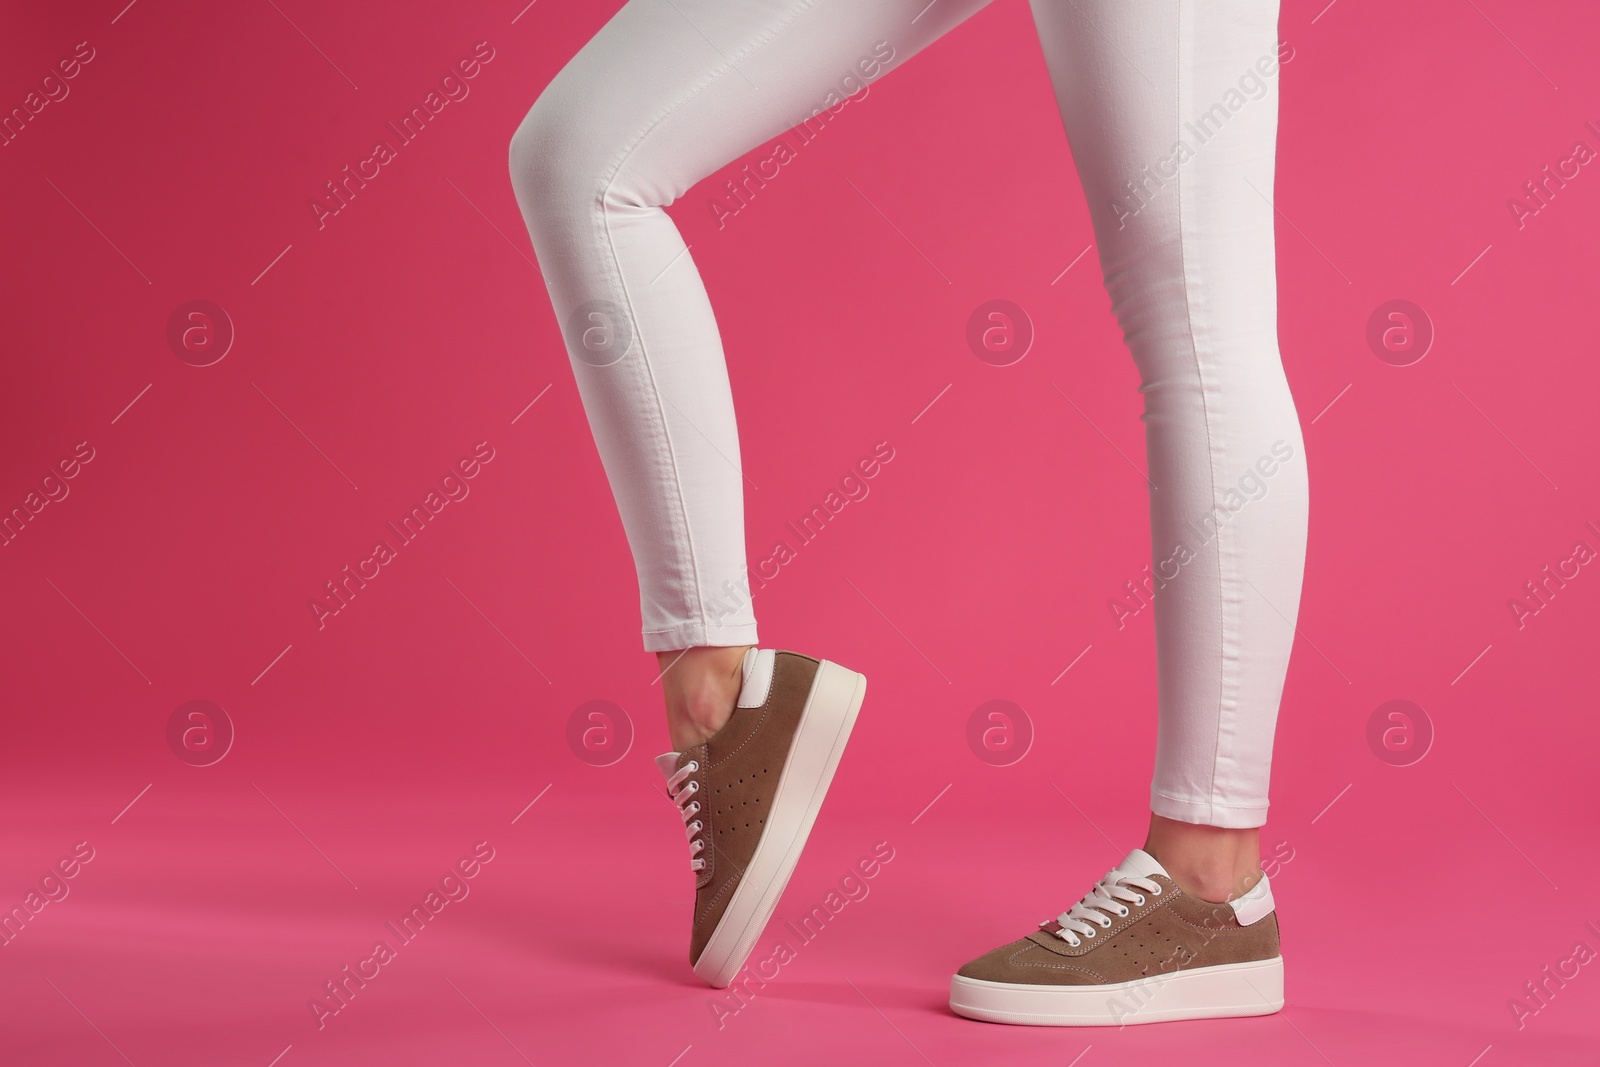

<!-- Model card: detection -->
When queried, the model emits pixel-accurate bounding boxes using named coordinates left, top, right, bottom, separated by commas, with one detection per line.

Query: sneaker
left=948, top=848, right=1283, bottom=1025
left=655, top=648, right=866, bottom=988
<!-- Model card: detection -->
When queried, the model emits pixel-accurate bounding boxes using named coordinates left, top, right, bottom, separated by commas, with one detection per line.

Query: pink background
left=3, top=0, right=1598, bottom=1063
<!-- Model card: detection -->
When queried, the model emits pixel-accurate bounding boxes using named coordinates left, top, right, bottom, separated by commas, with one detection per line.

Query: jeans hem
left=1151, top=789, right=1267, bottom=829
left=642, top=621, right=759, bottom=653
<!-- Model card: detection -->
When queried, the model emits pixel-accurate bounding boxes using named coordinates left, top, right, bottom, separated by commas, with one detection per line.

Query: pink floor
left=3, top=735, right=1599, bottom=1066
left=5, top=0, right=1600, bottom=1063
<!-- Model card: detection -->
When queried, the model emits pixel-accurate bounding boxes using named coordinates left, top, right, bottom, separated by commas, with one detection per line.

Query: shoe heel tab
left=1229, top=872, right=1275, bottom=926
left=736, top=648, right=776, bottom=708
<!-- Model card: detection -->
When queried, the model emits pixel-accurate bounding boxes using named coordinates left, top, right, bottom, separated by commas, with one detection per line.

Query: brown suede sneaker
left=949, top=848, right=1283, bottom=1025
left=655, top=648, right=866, bottom=988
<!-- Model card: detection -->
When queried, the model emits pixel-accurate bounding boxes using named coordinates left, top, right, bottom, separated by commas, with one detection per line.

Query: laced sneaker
left=655, top=648, right=866, bottom=988
left=949, top=848, right=1284, bottom=1025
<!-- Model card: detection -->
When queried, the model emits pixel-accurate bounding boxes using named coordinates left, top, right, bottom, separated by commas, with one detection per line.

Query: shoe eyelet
left=687, top=761, right=699, bottom=772
left=1084, top=928, right=1096, bottom=938
left=1151, top=885, right=1162, bottom=894
left=688, top=781, right=699, bottom=792
left=1116, top=906, right=1129, bottom=916
left=1133, top=895, right=1145, bottom=906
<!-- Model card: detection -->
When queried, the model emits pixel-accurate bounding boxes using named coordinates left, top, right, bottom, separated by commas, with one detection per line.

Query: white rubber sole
left=949, top=956, right=1284, bottom=1026
left=693, top=659, right=866, bottom=989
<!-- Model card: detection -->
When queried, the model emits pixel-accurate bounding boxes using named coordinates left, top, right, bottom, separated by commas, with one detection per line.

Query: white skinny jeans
left=509, top=0, right=1308, bottom=828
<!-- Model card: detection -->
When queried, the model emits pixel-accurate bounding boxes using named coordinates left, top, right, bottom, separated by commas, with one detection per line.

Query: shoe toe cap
left=955, top=937, right=1040, bottom=983
left=956, top=935, right=1104, bottom=986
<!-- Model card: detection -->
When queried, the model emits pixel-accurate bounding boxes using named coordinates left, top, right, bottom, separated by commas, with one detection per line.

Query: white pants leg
left=1030, top=0, right=1307, bottom=827
left=509, top=0, right=1307, bottom=828
left=508, top=0, right=994, bottom=654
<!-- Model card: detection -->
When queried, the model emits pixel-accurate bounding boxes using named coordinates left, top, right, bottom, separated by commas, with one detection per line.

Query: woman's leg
left=1031, top=0, right=1307, bottom=863
left=509, top=0, right=989, bottom=653
left=950, top=0, right=1304, bottom=1026
left=509, top=0, right=994, bottom=986
left=508, top=0, right=992, bottom=746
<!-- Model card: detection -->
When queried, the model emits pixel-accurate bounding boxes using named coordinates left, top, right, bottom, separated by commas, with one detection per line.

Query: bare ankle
left=671, top=690, right=736, bottom=749
left=1163, top=856, right=1263, bottom=904
left=1143, top=813, right=1262, bottom=904
left=658, top=644, right=752, bottom=751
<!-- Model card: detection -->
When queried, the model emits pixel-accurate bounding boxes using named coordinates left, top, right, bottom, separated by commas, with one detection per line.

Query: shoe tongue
left=653, top=752, right=683, bottom=779
left=1111, top=848, right=1169, bottom=881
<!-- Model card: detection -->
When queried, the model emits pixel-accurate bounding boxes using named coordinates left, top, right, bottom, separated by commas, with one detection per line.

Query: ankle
left=659, top=644, right=751, bottom=751
left=1159, top=853, right=1262, bottom=903
left=669, top=689, right=736, bottom=750
left=1143, top=814, right=1262, bottom=904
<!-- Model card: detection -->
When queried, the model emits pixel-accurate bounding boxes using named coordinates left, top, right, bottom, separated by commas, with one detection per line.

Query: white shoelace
left=1042, top=869, right=1163, bottom=947
left=664, top=760, right=705, bottom=871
